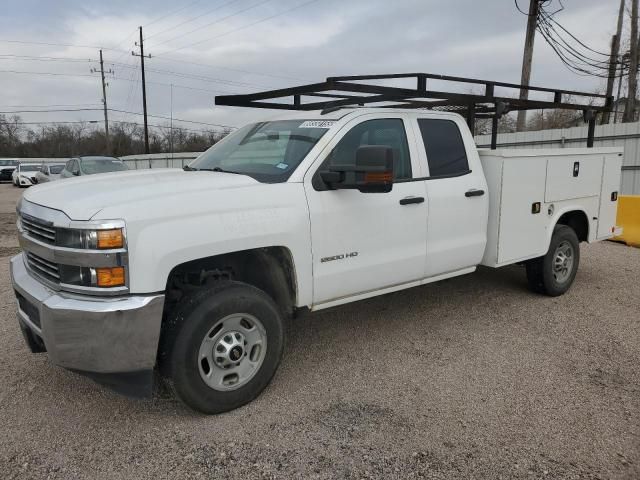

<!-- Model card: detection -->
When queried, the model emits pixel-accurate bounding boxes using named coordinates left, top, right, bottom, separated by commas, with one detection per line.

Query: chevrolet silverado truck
left=11, top=99, right=622, bottom=413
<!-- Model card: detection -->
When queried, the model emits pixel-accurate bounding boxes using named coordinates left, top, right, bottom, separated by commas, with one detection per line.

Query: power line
left=110, top=74, right=238, bottom=95
left=0, top=54, right=96, bottom=63
left=157, top=0, right=321, bottom=55
left=145, top=0, right=206, bottom=28
left=0, top=106, right=234, bottom=130
left=108, top=108, right=236, bottom=129
left=0, top=103, right=102, bottom=108
left=0, top=69, right=97, bottom=78
left=537, top=10, right=620, bottom=78
left=111, top=119, right=223, bottom=134
left=145, top=0, right=244, bottom=42
left=151, top=55, right=310, bottom=83
left=0, top=108, right=103, bottom=114
left=147, top=0, right=269, bottom=47
left=542, top=8, right=611, bottom=57
left=8, top=120, right=102, bottom=125
left=111, top=60, right=270, bottom=89
left=0, top=39, right=128, bottom=53
left=6, top=118, right=222, bottom=135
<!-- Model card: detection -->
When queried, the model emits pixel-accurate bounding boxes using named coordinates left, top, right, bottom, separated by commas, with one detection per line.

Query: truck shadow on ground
left=8, top=263, right=530, bottom=416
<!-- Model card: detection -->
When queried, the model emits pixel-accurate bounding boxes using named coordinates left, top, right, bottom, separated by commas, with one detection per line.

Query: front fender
left=120, top=184, right=313, bottom=307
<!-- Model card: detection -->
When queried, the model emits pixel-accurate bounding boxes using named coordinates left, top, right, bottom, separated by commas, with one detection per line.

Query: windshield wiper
left=185, top=166, right=246, bottom=176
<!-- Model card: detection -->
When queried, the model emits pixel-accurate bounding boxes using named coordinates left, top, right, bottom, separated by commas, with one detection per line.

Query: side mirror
left=321, top=145, right=394, bottom=193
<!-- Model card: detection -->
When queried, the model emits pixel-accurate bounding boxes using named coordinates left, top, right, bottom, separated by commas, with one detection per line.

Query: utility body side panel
left=480, top=147, right=623, bottom=268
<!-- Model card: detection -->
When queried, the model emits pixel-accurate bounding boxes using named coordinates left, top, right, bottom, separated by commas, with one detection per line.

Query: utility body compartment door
left=597, top=152, right=623, bottom=239
left=545, top=155, right=603, bottom=202
left=496, top=158, right=548, bottom=263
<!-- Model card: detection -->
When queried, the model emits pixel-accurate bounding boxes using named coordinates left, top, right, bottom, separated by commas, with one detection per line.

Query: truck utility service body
left=11, top=107, right=622, bottom=413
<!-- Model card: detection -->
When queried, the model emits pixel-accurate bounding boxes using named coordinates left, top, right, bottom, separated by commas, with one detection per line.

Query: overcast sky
left=0, top=0, right=620, bottom=134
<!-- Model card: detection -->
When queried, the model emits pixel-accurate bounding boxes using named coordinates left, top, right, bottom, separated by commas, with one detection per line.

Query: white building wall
left=475, top=121, right=640, bottom=195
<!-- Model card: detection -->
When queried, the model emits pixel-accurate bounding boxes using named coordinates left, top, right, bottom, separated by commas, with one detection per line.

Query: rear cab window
left=417, top=119, right=470, bottom=177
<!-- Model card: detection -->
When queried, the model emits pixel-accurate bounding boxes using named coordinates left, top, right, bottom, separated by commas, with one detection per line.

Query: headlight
left=56, top=227, right=125, bottom=249
left=18, top=210, right=129, bottom=294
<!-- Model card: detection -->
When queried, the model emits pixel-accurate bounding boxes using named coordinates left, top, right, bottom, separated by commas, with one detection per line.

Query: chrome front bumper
left=10, top=253, right=164, bottom=395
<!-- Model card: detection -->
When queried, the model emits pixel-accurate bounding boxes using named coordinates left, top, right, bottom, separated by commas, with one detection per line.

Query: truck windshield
left=189, top=120, right=330, bottom=183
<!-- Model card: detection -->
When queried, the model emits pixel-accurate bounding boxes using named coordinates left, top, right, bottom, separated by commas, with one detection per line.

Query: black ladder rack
left=215, top=73, right=613, bottom=149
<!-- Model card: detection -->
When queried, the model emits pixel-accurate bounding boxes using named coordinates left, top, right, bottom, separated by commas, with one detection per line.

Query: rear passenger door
left=412, top=115, right=489, bottom=277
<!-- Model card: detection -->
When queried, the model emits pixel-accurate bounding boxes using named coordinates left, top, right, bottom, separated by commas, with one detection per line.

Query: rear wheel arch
left=554, top=209, right=589, bottom=243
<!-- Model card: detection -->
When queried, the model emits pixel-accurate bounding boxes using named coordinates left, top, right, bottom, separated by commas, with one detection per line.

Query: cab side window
left=325, top=119, right=412, bottom=180
left=418, top=119, right=469, bottom=177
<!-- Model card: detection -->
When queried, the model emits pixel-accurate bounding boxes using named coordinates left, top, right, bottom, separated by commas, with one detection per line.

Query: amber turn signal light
left=364, top=171, right=393, bottom=183
left=96, top=267, right=125, bottom=287
left=97, top=229, right=124, bottom=249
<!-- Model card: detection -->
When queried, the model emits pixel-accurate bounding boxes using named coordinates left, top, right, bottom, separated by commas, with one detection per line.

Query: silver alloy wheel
left=198, top=313, right=267, bottom=391
left=552, top=240, right=574, bottom=284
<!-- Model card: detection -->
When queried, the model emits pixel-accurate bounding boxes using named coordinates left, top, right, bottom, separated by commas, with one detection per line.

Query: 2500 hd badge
left=321, top=252, right=359, bottom=263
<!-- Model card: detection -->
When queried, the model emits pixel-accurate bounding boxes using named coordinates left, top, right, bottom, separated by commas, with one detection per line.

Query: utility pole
left=603, top=0, right=625, bottom=124
left=170, top=84, right=174, bottom=160
left=132, top=26, right=151, bottom=153
left=91, top=50, right=113, bottom=153
left=624, top=0, right=639, bottom=122
left=516, top=0, right=543, bottom=131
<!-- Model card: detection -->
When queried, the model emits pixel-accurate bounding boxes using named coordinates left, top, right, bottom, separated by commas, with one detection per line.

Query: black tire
left=164, top=281, right=285, bottom=414
left=526, top=225, right=580, bottom=296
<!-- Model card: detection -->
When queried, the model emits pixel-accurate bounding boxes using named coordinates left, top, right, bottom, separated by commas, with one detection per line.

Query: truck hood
left=23, top=168, right=260, bottom=220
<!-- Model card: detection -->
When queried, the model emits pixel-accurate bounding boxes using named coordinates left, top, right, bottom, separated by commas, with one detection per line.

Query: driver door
left=304, top=115, right=428, bottom=307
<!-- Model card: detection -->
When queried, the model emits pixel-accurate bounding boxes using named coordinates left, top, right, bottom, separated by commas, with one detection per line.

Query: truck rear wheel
left=526, top=225, right=580, bottom=297
left=165, top=281, right=284, bottom=414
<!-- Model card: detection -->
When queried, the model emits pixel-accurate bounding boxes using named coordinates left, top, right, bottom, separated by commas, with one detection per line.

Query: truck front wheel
left=165, top=281, right=284, bottom=414
left=526, top=225, right=580, bottom=297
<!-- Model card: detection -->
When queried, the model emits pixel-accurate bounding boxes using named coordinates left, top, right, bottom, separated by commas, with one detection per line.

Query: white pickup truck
left=11, top=107, right=622, bottom=413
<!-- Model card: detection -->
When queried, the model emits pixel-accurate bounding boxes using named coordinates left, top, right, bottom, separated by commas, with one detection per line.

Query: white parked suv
left=10, top=106, right=622, bottom=413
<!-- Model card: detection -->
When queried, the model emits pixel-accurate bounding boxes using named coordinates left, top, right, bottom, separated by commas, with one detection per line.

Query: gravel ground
left=0, top=183, right=638, bottom=479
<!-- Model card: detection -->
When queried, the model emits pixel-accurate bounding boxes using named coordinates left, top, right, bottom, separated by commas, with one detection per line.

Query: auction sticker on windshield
left=299, top=120, right=335, bottom=129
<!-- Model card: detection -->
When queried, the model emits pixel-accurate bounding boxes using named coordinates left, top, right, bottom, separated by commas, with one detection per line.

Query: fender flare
left=544, top=206, right=590, bottom=252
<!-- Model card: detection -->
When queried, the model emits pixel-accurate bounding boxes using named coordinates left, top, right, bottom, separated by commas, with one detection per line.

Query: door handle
left=399, top=196, right=425, bottom=205
left=465, top=189, right=485, bottom=197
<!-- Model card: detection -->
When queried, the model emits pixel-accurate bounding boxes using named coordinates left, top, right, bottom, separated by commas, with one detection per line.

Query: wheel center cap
left=229, top=346, right=243, bottom=362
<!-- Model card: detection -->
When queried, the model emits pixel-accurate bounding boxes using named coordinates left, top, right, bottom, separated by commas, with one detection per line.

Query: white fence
left=5, top=122, right=639, bottom=195
left=475, top=121, right=640, bottom=195
left=119, top=152, right=201, bottom=170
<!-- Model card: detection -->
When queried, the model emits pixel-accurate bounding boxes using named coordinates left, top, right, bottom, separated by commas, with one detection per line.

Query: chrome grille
left=25, top=251, right=60, bottom=284
left=21, top=214, right=56, bottom=245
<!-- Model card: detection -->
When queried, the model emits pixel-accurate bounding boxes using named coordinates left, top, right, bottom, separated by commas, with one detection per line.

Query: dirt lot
left=0, top=182, right=638, bottom=479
